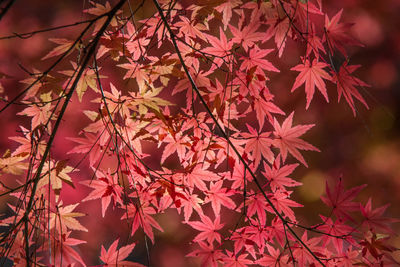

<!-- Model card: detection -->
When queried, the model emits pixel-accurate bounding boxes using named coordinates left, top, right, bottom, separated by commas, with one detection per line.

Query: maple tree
left=0, top=0, right=398, bottom=266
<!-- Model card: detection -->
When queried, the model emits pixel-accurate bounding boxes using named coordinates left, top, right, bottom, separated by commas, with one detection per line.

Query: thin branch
left=0, top=0, right=16, bottom=21
left=0, top=18, right=95, bottom=40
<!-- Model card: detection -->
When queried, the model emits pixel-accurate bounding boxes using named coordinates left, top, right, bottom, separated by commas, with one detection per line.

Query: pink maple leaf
left=331, top=62, right=369, bottom=116
left=241, top=123, right=274, bottom=169
left=291, top=58, right=332, bottom=109
left=229, top=22, right=265, bottom=52
left=100, top=238, right=145, bottom=266
left=240, top=47, right=279, bottom=72
left=204, top=180, right=236, bottom=216
left=221, top=250, right=254, bottom=267
left=262, top=157, right=300, bottom=192
left=121, top=203, right=163, bottom=243
left=187, top=214, right=224, bottom=244
left=186, top=241, right=223, bottom=267
left=81, top=169, right=123, bottom=217
left=256, top=244, right=289, bottom=266
left=203, top=28, right=232, bottom=68
left=272, top=112, right=319, bottom=167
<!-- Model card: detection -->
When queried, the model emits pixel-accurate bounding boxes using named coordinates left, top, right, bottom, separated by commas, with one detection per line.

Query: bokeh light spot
left=299, top=171, right=325, bottom=202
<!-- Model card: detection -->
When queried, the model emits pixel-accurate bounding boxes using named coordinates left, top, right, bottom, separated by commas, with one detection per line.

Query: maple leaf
left=360, top=231, right=398, bottom=262
left=226, top=161, right=253, bottom=190
left=291, top=58, right=332, bottom=109
left=331, top=62, right=369, bottom=116
left=229, top=227, right=255, bottom=257
left=67, top=132, right=106, bottom=168
left=53, top=231, right=87, bottom=267
left=262, top=157, right=300, bottom=192
left=333, top=248, right=360, bottom=267
left=81, top=169, right=123, bottom=217
left=0, top=150, right=27, bottom=175
left=36, top=160, right=76, bottom=201
left=9, top=126, right=46, bottom=156
left=118, top=61, right=151, bottom=90
left=244, top=221, right=271, bottom=252
left=204, top=180, right=236, bottom=216
left=240, top=47, right=279, bottom=72
left=272, top=112, right=319, bottom=167
left=292, top=0, right=323, bottom=30
left=316, top=216, right=355, bottom=253
left=268, top=190, right=303, bottom=222
left=121, top=203, right=163, bottom=243
left=184, top=164, right=220, bottom=192
left=256, top=244, right=289, bottom=266
left=160, top=133, right=189, bottom=164
left=324, top=9, right=363, bottom=56
left=321, top=178, right=366, bottom=221
left=42, top=38, right=77, bottom=60
left=306, top=24, right=326, bottom=57
left=84, top=1, right=121, bottom=33
left=17, top=103, right=53, bottom=130
left=59, top=62, right=106, bottom=101
left=203, top=28, right=233, bottom=68
left=50, top=202, right=88, bottom=233
left=292, top=231, right=324, bottom=266
left=229, top=21, right=265, bottom=52
left=215, top=0, right=241, bottom=30
left=128, top=84, right=172, bottom=115
left=253, top=92, right=285, bottom=129
left=186, top=241, right=223, bottom=267
left=245, top=191, right=268, bottom=225
left=175, top=16, right=207, bottom=42
left=100, top=238, right=145, bottom=266
left=187, top=214, right=224, bottom=244
left=20, top=70, right=62, bottom=100
left=266, top=17, right=291, bottom=57
left=360, top=198, right=400, bottom=234
left=241, top=123, right=274, bottom=169
left=221, top=250, right=253, bottom=267
left=123, top=22, right=150, bottom=61
left=179, top=192, right=204, bottom=222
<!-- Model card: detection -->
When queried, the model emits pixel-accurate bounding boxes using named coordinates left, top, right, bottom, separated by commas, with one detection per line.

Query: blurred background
left=0, top=0, right=399, bottom=265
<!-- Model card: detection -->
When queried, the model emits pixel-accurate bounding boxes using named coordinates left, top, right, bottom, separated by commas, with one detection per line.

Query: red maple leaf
left=221, top=250, right=254, bottom=267
left=241, top=123, right=274, bottom=169
left=331, top=62, right=369, bottom=116
left=67, top=132, right=106, bottom=167
left=324, top=9, right=363, bottom=56
left=360, top=198, right=400, bottom=234
left=203, top=28, right=233, bottom=68
left=256, top=244, right=289, bottom=266
left=81, top=169, right=123, bottom=217
left=272, top=112, right=319, bottom=167
left=291, top=58, right=332, bottom=109
left=229, top=21, right=265, bottom=52
left=321, top=178, right=366, bottom=221
left=240, top=47, right=279, bottom=72
left=186, top=241, right=223, bottom=267
left=121, top=203, right=163, bottom=243
left=253, top=90, right=285, bottom=129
